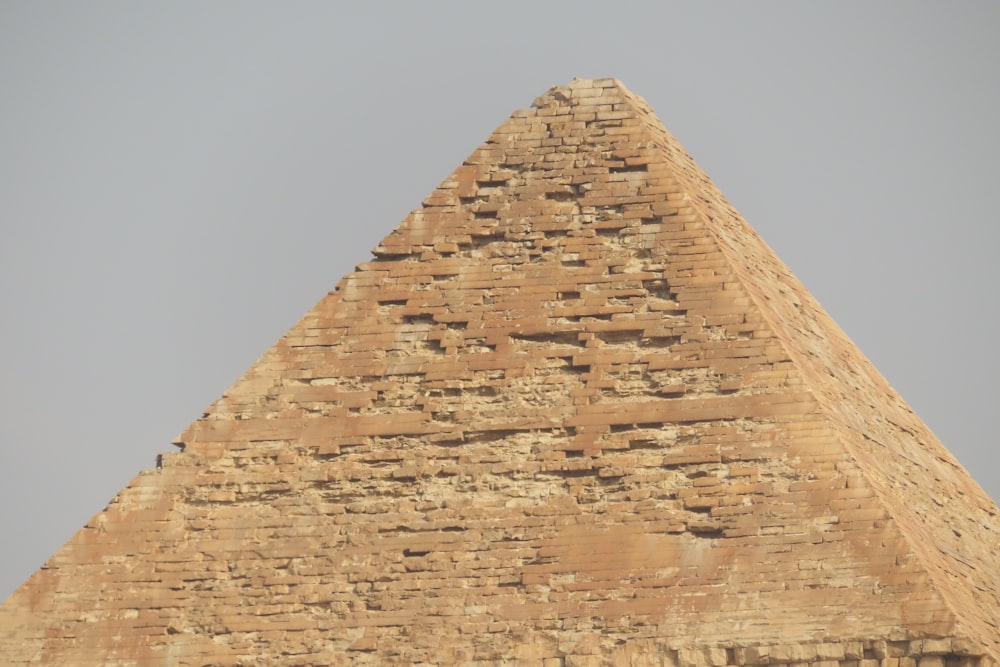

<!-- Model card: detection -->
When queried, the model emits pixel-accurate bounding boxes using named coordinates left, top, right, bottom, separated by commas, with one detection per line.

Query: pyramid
left=2, top=79, right=999, bottom=666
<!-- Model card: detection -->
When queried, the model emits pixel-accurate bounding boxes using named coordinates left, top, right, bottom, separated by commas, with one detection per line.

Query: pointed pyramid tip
left=3, top=75, right=1000, bottom=665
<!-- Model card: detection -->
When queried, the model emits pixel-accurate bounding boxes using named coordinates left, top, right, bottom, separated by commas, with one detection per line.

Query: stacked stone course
left=1, top=79, right=998, bottom=665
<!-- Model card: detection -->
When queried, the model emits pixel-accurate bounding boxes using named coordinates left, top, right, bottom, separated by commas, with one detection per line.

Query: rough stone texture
left=1, top=79, right=998, bottom=665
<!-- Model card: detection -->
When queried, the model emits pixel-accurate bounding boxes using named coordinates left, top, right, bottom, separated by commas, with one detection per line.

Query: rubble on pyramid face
left=2, top=79, right=999, bottom=665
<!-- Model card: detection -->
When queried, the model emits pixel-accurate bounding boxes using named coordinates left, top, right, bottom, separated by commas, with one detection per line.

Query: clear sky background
left=1, top=2, right=998, bottom=602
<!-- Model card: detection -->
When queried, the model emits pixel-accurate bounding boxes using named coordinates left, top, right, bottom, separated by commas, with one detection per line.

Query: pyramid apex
left=3, top=80, right=999, bottom=665
left=531, top=77, right=627, bottom=108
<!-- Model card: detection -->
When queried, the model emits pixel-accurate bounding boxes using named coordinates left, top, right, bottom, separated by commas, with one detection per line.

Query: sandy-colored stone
left=1, top=79, right=999, bottom=665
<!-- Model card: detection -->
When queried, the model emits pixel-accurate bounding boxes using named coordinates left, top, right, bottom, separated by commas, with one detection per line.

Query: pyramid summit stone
left=2, top=78, right=999, bottom=664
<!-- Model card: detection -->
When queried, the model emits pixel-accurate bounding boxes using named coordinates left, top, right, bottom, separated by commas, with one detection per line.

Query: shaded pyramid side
left=1, top=79, right=997, bottom=665
left=613, top=83, right=1000, bottom=652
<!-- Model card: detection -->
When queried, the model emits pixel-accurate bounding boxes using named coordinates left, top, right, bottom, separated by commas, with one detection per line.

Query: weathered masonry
left=2, top=79, right=998, bottom=666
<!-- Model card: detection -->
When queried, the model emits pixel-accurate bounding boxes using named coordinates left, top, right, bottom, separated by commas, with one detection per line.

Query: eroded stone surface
left=1, top=79, right=998, bottom=666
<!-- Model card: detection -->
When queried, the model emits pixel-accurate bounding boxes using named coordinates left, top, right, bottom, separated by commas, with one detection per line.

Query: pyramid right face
left=3, top=78, right=999, bottom=665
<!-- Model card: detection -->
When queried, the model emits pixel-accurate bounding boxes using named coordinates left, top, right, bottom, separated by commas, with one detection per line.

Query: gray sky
left=1, top=2, right=998, bottom=602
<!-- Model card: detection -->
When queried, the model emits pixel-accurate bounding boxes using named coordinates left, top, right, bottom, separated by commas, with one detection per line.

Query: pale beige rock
left=1, top=79, right=999, bottom=665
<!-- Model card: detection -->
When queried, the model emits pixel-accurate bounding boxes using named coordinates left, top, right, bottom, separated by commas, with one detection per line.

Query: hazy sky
left=1, top=2, right=998, bottom=602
